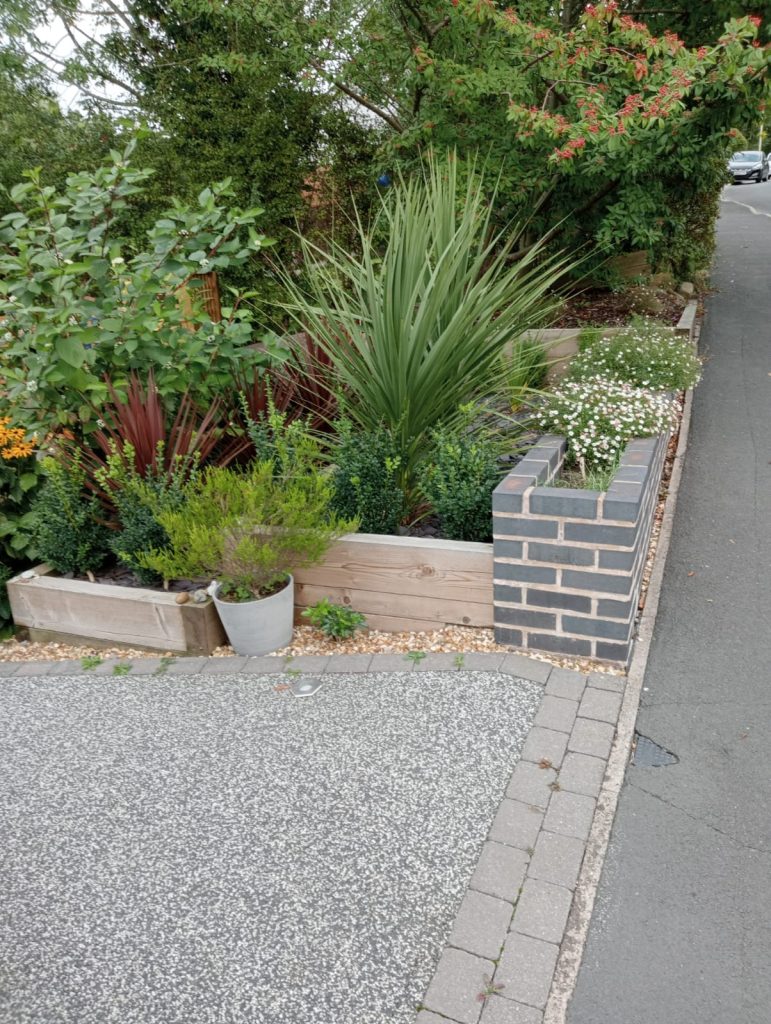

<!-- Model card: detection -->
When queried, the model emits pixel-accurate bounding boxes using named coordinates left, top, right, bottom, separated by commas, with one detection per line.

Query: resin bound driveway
left=0, top=658, right=546, bottom=1024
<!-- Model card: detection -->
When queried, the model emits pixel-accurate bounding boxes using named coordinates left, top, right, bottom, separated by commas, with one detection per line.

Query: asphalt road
left=0, top=670, right=541, bottom=1024
left=568, top=185, right=771, bottom=1023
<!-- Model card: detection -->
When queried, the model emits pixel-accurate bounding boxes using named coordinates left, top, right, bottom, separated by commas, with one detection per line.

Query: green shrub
left=302, top=598, right=366, bottom=639
left=419, top=416, right=504, bottom=542
left=32, top=457, right=109, bottom=575
left=568, top=318, right=701, bottom=392
left=137, top=410, right=355, bottom=599
left=330, top=420, right=406, bottom=535
left=502, top=338, right=548, bottom=408
left=537, top=376, right=678, bottom=475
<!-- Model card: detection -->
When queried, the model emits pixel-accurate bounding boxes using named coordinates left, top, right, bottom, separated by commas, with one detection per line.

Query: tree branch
left=310, top=61, right=404, bottom=132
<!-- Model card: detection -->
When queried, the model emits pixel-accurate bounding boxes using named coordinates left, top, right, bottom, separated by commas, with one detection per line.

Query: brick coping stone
left=2, top=651, right=626, bottom=1023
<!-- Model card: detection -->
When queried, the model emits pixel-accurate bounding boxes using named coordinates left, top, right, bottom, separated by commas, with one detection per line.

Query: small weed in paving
left=284, top=667, right=302, bottom=679
left=453, top=653, right=466, bottom=670
left=477, top=974, right=505, bottom=1004
left=112, top=662, right=132, bottom=676
left=405, top=650, right=427, bottom=665
left=81, top=655, right=102, bottom=671
left=153, top=656, right=176, bottom=676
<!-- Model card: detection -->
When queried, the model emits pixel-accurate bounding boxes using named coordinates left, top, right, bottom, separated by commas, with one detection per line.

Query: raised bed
left=7, top=565, right=226, bottom=655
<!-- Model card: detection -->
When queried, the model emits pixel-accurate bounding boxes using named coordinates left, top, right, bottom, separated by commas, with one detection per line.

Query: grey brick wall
left=492, top=432, right=669, bottom=665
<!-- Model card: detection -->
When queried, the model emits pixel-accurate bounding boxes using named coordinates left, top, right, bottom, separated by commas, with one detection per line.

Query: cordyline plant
left=279, top=153, right=571, bottom=502
left=0, top=137, right=282, bottom=435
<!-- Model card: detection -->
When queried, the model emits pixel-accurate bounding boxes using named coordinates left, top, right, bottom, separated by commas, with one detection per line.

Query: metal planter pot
left=212, top=576, right=294, bottom=656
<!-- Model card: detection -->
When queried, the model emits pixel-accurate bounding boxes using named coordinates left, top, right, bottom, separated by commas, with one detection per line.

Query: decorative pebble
left=175, top=592, right=190, bottom=604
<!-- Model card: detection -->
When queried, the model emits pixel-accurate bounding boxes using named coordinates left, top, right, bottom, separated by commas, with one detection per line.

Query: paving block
left=240, top=657, right=284, bottom=674
left=558, top=752, right=606, bottom=798
left=0, top=662, right=22, bottom=677
left=47, top=660, right=89, bottom=676
left=412, top=652, right=468, bottom=671
left=490, top=800, right=544, bottom=852
left=416, top=1012, right=453, bottom=1024
left=568, top=718, right=615, bottom=760
left=511, top=878, right=574, bottom=945
left=544, top=668, right=587, bottom=701
left=480, top=996, right=542, bottom=1024
left=324, top=654, right=373, bottom=674
left=10, top=660, right=57, bottom=677
left=533, top=695, right=579, bottom=734
left=368, top=653, right=415, bottom=672
left=461, top=653, right=506, bottom=672
left=496, top=933, right=559, bottom=1010
left=165, top=657, right=208, bottom=675
left=506, top=761, right=557, bottom=810
left=528, top=831, right=585, bottom=890
left=471, top=842, right=529, bottom=902
left=579, top=687, right=623, bottom=724
left=449, top=890, right=514, bottom=959
left=122, top=658, right=164, bottom=675
left=500, top=653, right=552, bottom=684
left=542, top=791, right=596, bottom=842
left=423, top=947, right=495, bottom=1024
left=586, top=671, right=626, bottom=693
left=520, top=727, right=569, bottom=769
left=282, top=655, right=330, bottom=674
left=203, top=656, right=249, bottom=674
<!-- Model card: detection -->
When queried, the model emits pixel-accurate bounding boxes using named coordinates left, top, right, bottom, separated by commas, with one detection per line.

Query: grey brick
left=499, top=652, right=551, bottom=683
left=423, top=947, right=495, bottom=1024
left=626, top=436, right=658, bottom=453
left=506, top=761, right=557, bottom=809
left=416, top=1012, right=451, bottom=1024
left=545, top=668, right=587, bottom=700
left=527, top=633, right=592, bottom=657
left=586, top=671, right=626, bottom=693
left=493, top=476, right=530, bottom=514
left=521, top=726, right=569, bottom=768
left=579, top=687, right=623, bottom=724
left=325, top=654, right=373, bottom=673
left=93, top=659, right=132, bottom=677
left=511, top=877, right=574, bottom=944
left=367, top=653, right=413, bottom=672
left=597, top=596, right=636, bottom=619
left=495, top=627, right=524, bottom=648
left=494, top=584, right=523, bottom=605
left=496, top=933, right=559, bottom=1010
left=561, top=569, right=633, bottom=595
left=543, top=790, right=596, bottom=841
left=528, top=542, right=595, bottom=567
left=204, top=656, right=249, bottom=674
left=411, top=653, right=469, bottom=672
left=530, top=488, right=598, bottom=519
left=559, top=752, right=607, bottom=798
left=47, top=660, right=89, bottom=676
left=562, top=615, right=632, bottom=641
left=10, top=660, right=57, bottom=676
left=569, top=718, right=615, bottom=759
left=495, top=540, right=524, bottom=560
left=462, top=653, right=506, bottom=672
left=494, top=517, right=558, bottom=539
left=449, top=890, right=514, bottom=959
left=0, top=661, right=23, bottom=676
left=534, top=695, right=578, bottom=734
left=596, top=640, right=632, bottom=664
left=603, top=481, right=644, bottom=522
left=497, top=607, right=557, bottom=631
left=490, top=799, right=544, bottom=852
left=621, top=449, right=655, bottom=467
left=597, top=548, right=637, bottom=571
left=165, top=656, right=208, bottom=675
left=565, top=520, right=638, bottom=546
left=528, top=830, right=586, bottom=889
left=507, top=458, right=551, bottom=484
left=282, top=655, right=330, bottom=674
left=240, top=656, right=284, bottom=674
left=527, top=589, right=591, bottom=614
left=494, top=563, right=557, bottom=585
left=471, top=842, right=529, bottom=902
left=611, top=464, right=649, bottom=484
left=480, top=996, right=542, bottom=1024
left=123, top=657, right=164, bottom=675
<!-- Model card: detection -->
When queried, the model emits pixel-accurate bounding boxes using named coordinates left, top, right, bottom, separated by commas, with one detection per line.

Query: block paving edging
left=0, top=648, right=624, bottom=1024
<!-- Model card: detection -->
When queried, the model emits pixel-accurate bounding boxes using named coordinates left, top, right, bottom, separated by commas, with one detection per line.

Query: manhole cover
left=632, top=733, right=679, bottom=767
left=290, top=678, right=324, bottom=698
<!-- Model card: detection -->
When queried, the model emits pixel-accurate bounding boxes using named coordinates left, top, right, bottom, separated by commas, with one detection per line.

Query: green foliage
left=301, top=598, right=366, bottom=639
left=502, top=338, right=549, bottom=408
left=0, top=421, right=41, bottom=574
left=81, top=655, right=102, bottom=670
left=137, top=409, right=356, bottom=598
left=404, top=650, right=426, bottom=664
left=330, top=420, right=406, bottom=535
left=537, top=377, right=679, bottom=474
left=0, top=561, right=11, bottom=631
left=31, top=458, right=110, bottom=575
left=568, top=318, right=702, bottom=391
left=112, top=662, right=133, bottom=676
left=0, top=140, right=279, bottom=436
left=281, top=154, right=567, bottom=504
left=419, top=414, right=505, bottom=543
left=556, top=459, right=620, bottom=492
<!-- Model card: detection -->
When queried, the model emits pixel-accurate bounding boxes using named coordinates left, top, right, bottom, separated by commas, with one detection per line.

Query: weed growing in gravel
left=153, top=656, right=176, bottom=676
left=81, top=655, right=102, bottom=671
left=112, top=662, right=132, bottom=676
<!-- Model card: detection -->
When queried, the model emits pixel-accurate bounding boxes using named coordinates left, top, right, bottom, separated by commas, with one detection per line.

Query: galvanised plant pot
left=212, top=576, right=294, bottom=656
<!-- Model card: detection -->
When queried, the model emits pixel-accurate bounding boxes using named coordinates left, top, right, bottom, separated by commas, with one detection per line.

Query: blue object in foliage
left=376, top=173, right=392, bottom=187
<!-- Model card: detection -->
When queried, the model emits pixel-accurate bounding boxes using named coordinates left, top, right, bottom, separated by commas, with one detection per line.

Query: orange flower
left=0, top=417, right=34, bottom=460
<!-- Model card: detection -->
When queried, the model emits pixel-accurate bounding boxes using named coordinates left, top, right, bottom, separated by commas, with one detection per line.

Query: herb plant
left=302, top=599, right=366, bottom=639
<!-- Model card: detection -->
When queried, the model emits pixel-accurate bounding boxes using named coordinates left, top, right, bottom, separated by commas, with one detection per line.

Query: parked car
left=728, top=150, right=770, bottom=183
